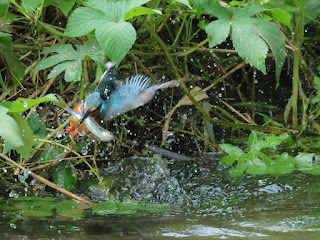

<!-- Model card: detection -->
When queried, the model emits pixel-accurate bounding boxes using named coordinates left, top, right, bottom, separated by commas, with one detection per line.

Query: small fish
left=66, top=103, right=94, bottom=136
left=65, top=106, right=114, bottom=142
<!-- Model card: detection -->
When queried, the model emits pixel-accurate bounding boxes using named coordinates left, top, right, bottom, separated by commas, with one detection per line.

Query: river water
left=1, top=154, right=320, bottom=239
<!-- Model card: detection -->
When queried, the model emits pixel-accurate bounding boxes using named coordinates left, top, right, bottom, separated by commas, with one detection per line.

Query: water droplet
left=23, top=101, right=28, bottom=108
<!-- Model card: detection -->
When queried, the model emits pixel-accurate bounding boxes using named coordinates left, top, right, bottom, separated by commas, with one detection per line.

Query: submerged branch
left=0, top=152, right=93, bottom=205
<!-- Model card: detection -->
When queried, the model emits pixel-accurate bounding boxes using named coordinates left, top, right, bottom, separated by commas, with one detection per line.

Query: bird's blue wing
left=100, top=75, right=184, bottom=121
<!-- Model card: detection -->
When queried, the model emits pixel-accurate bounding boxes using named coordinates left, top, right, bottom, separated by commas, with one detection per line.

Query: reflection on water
left=2, top=154, right=320, bottom=239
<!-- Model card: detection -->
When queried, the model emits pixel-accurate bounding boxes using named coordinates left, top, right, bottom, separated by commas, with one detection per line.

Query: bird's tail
left=155, top=77, right=189, bottom=90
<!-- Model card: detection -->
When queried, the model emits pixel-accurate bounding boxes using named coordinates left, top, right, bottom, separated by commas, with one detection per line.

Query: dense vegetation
left=0, top=0, right=319, bottom=199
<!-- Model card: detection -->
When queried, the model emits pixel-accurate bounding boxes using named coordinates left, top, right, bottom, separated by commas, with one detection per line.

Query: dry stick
left=217, top=97, right=257, bottom=125
left=202, top=61, right=247, bottom=93
left=0, top=152, right=93, bottom=205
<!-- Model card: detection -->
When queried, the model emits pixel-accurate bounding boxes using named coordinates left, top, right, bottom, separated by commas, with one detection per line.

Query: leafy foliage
left=220, top=131, right=320, bottom=177
left=9, top=93, right=60, bottom=112
left=0, top=105, right=24, bottom=154
left=11, top=112, right=34, bottom=159
left=0, top=32, right=25, bottom=90
left=65, top=0, right=161, bottom=64
left=0, top=94, right=61, bottom=158
left=34, top=41, right=104, bottom=82
left=191, top=0, right=285, bottom=82
left=52, top=162, right=77, bottom=191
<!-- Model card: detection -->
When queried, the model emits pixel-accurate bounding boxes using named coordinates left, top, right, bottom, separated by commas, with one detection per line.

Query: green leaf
left=0, top=0, right=9, bottom=4
left=245, top=156, right=268, bottom=175
left=228, top=5, right=266, bottom=18
left=189, top=0, right=228, bottom=18
left=21, top=0, right=42, bottom=14
left=95, top=21, right=136, bottom=64
left=0, top=105, right=24, bottom=154
left=124, top=7, right=161, bottom=20
left=34, top=42, right=103, bottom=82
left=305, top=0, right=320, bottom=25
left=53, top=163, right=77, bottom=191
left=64, top=60, right=82, bottom=82
left=248, top=131, right=258, bottom=151
left=220, top=155, right=236, bottom=167
left=174, top=0, right=192, bottom=9
left=64, top=7, right=106, bottom=36
left=34, top=44, right=77, bottom=71
left=57, top=0, right=75, bottom=16
left=232, top=18, right=268, bottom=74
left=219, top=143, right=244, bottom=156
left=86, top=0, right=151, bottom=21
left=248, top=132, right=289, bottom=151
left=48, top=60, right=82, bottom=81
left=9, top=93, right=59, bottom=113
left=0, top=32, right=25, bottom=89
left=11, top=113, right=34, bottom=159
left=229, top=164, right=246, bottom=178
left=268, top=152, right=295, bottom=175
left=65, top=0, right=152, bottom=63
left=267, top=9, right=293, bottom=30
left=295, top=153, right=314, bottom=170
left=205, top=18, right=231, bottom=48
left=254, top=19, right=285, bottom=83
left=314, top=76, right=320, bottom=90
left=47, top=61, right=75, bottom=79
left=27, top=110, right=44, bottom=133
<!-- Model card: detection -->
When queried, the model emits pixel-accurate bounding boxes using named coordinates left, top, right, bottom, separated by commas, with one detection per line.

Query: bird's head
left=76, top=92, right=102, bottom=130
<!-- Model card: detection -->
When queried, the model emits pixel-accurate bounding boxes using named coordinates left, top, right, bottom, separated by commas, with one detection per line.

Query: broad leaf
left=268, top=152, right=295, bottom=175
left=253, top=19, right=285, bottom=84
left=124, top=7, right=162, bottom=20
left=11, top=113, right=34, bottom=159
left=57, top=0, right=76, bottom=16
left=0, top=32, right=25, bottom=89
left=189, top=0, right=228, bottom=18
left=267, top=9, right=292, bottom=30
left=219, top=143, right=244, bottom=157
left=248, top=131, right=258, bottom=151
left=295, top=153, right=314, bottom=170
left=34, top=42, right=104, bottom=82
left=22, top=0, right=42, bottom=14
left=65, top=0, right=154, bottom=63
left=64, top=7, right=106, bottom=36
left=228, top=5, right=266, bottom=18
left=53, top=163, right=77, bottom=191
left=200, top=2, right=285, bottom=81
left=0, top=105, right=23, bottom=154
left=232, top=18, right=268, bottom=74
left=95, top=21, right=136, bottom=64
left=174, top=0, right=192, bottom=9
left=245, top=155, right=268, bottom=175
left=9, top=94, right=59, bottom=112
left=229, top=163, right=246, bottom=178
left=34, top=45, right=77, bottom=71
left=249, top=132, right=289, bottom=151
left=205, top=18, right=231, bottom=48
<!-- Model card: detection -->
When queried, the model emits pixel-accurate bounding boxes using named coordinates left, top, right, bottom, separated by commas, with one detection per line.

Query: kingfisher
left=67, top=62, right=186, bottom=138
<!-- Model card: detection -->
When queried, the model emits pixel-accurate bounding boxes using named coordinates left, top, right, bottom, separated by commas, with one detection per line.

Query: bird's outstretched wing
left=100, top=75, right=186, bottom=121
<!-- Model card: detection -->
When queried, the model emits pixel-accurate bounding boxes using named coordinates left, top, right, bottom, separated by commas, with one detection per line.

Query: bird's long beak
left=75, top=108, right=91, bottom=130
